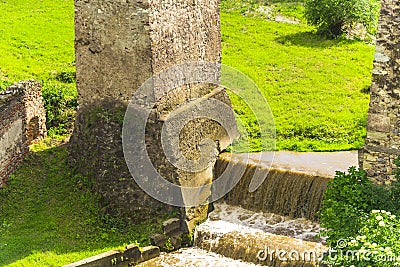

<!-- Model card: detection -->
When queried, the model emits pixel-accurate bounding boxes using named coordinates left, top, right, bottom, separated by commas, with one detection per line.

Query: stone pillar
left=71, top=0, right=233, bottom=233
left=360, top=0, right=400, bottom=183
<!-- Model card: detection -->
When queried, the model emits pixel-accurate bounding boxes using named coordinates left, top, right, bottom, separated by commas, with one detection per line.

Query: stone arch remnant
left=360, top=0, right=400, bottom=183
left=70, top=0, right=237, bottom=235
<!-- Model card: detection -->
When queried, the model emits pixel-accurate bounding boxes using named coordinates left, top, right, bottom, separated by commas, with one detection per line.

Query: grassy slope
left=0, top=0, right=77, bottom=137
left=0, top=0, right=74, bottom=82
left=0, top=142, right=165, bottom=266
left=0, top=2, right=161, bottom=265
left=221, top=3, right=374, bottom=152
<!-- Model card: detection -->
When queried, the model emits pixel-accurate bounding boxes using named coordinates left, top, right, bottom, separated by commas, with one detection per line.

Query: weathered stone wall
left=360, top=0, right=400, bottom=183
left=0, top=81, right=47, bottom=186
left=74, top=0, right=153, bottom=107
left=71, top=0, right=232, bottom=237
left=148, top=0, right=221, bottom=73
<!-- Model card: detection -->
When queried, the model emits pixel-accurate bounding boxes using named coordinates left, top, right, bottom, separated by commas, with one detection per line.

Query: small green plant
left=323, top=210, right=400, bottom=266
left=320, top=167, right=396, bottom=245
left=41, top=82, right=77, bottom=136
left=0, top=221, right=10, bottom=249
left=304, top=0, right=380, bottom=37
left=320, top=158, right=400, bottom=266
left=164, top=238, right=174, bottom=251
left=0, top=80, right=12, bottom=91
left=187, top=231, right=195, bottom=245
left=53, top=69, right=76, bottom=84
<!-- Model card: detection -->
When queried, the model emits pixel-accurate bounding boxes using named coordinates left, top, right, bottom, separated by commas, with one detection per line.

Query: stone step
left=193, top=203, right=327, bottom=267
left=208, top=203, right=325, bottom=243
left=137, top=203, right=327, bottom=266
left=135, top=247, right=262, bottom=267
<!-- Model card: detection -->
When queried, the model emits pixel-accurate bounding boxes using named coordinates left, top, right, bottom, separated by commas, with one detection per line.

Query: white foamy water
left=205, top=202, right=325, bottom=243
left=138, top=203, right=326, bottom=266
left=151, top=248, right=264, bottom=267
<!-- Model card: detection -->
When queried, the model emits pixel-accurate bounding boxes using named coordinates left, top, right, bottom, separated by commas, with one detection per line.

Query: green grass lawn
left=0, top=0, right=374, bottom=152
left=0, top=0, right=77, bottom=137
left=0, top=0, right=74, bottom=83
left=220, top=0, right=374, bottom=152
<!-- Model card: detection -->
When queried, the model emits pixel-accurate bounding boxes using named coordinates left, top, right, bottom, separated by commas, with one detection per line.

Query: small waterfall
left=214, top=153, right=332, bottom=222
left=136, top=152, right=357, bottom=266
left=137, top=203, right=326, bottom=267
left=194, top=203, right=326, bottom=267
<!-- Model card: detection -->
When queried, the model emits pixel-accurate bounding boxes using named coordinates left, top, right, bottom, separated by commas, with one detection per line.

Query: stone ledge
left=62, top=250, right=121, bottom=267
left=157, top=86, right=226, bottom=122
left=62, top=245, right=160, bottom=267
left=195, top=219, right=326, bottom=266
left=364, top=145, right=400, bottom=156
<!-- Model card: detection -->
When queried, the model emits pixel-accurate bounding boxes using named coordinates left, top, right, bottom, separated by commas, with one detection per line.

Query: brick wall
left=0, top=80, right=46, bottom=186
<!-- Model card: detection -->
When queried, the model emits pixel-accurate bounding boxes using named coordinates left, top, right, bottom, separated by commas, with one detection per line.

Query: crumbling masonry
left=0, top=81, right=47, bottom=186
left=70, top=0, right=233, bottom=240
left=361, top=0, right=400, bottom=183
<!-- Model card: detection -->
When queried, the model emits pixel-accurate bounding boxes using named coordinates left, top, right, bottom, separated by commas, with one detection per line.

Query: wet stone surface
left=135, top=247, right=263, bottom=267
left=207, top=203, right=325, bottom=243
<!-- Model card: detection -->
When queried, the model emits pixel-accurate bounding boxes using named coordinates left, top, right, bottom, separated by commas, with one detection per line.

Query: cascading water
left=138, top=202, right=326, bottom=267
left=136, top=151, right=358, bottom=267
left=214, top=152, right=352, bottom=221
left=194, top=203, right=326, bottom=266
left=136, top=248, right=263, bottom=267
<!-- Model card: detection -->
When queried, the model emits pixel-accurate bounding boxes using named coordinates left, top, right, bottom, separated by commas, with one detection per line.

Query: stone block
left=169, top=230, right=184, bottom=250
left=140, top=246, right=160, bottom=262
left=367, top=113, right=390, bottom=132
left=162, top=218, right=181, bottom=235
left=367, top=131, right=388, bottom=141
left=62, top=250, right=121, bottom=267
left=150, top=233, right=167, bottom=247
left=124, top=244, right=141, bottom=262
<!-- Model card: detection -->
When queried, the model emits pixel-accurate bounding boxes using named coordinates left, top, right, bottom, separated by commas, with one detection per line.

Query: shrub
left=41, top=83, right=78, bottom=136
left=304, top=0, right=380, bottom=37
left=0, top=80, right=12, bottom=91
left=320, top=159, right=400, bottom=266
left=54, top=70, right=76, bottom=84
left=323, top=210, right=400, bottom=266
left=320, top=167, right=397, bottom=246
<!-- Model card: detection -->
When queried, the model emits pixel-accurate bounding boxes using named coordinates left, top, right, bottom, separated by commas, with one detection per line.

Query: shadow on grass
left=0, top=144, right=160, bottom=266
left=275, top=31, right=360, bottom=48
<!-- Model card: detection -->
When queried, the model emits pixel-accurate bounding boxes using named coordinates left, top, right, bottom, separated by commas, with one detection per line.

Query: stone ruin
left=0, top=0, right=395, bottom=259
left=70, top=0, right=400, bottom=239
left=0, top=81, right=47, bottom=186
left=360, top=0, right=400, bottom=184
left=70, top=0, right=235, bottom=242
